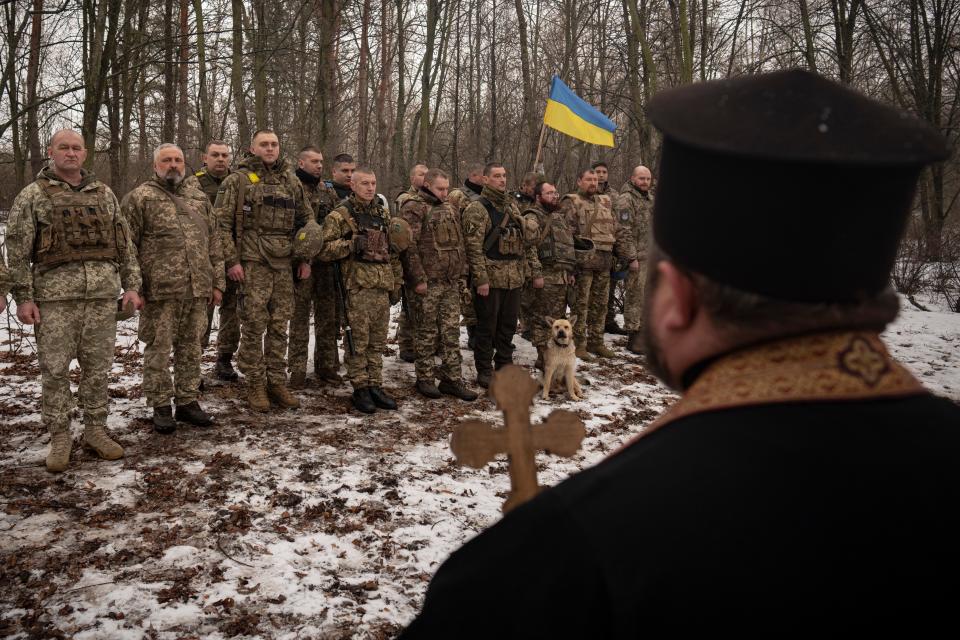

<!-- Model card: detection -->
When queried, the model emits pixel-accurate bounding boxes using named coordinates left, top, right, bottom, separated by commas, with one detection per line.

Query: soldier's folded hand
left=476, top=283, right=490, bottom=297
left=532, top=277, right=545, bottom=289
left=415, top=282, right=428, bottom=295
left=297, top=262, right=312, bottom=280
left=227, top=264, right=245, bottom=282
left=210, top=288, right=223, bottom=307
left=629, top=259, right=640, bottom=272
left=17, top=301, right=42, bottom=325
left=121, top=290, right=143, bottom=311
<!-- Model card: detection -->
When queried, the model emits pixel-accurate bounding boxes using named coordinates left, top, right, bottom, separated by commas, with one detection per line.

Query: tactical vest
left=481, top=198, right=524, bottom=261
left=536, top=209, right=576, bottom=269
left=571, top=193, right=616, bottom=252
left=239, top=168, right=298, bottom=266
left=34, top=179, right=120, bottom=267
left=194, top=170, right=225, bottom=205
left=344, top=200, right=390, bottom=264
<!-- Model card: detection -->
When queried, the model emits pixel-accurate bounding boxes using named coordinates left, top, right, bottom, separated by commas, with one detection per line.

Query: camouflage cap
left=388, top=217, right=411, bottom=253
left=293, top=219, right=324, bottom=261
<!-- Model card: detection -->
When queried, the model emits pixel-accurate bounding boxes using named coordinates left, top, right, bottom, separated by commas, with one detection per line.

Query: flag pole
left=533, top=121, right=547, bottom=174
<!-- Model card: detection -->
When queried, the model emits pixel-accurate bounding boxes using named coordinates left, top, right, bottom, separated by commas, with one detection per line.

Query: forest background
left=0, top=0, right=958, bottom=282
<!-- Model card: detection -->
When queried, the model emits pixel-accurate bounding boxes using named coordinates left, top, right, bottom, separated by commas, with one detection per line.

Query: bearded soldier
left=522, top=181, right=576, bottom=370
left=395, top=162, right=429, bottom=363
left=288, top=145, right=342, bottom=388
left=7, top=129, right=142, bottom=472
left=400, top=169, right=478, bottom=401
left=184, top=140, right=241, bottom=380
left=562, top=168, right=637, bottom=360
left=122, top=144, right=224, bottom=432
left=318, top=167, right=404, bottom=413
left=214, top=129, right=313, bottom=411
left=618, top=165, right=654, bottom=354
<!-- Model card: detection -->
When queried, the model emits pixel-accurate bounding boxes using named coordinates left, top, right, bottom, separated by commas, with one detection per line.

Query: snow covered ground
left=0, top=298, right=956, bottom=639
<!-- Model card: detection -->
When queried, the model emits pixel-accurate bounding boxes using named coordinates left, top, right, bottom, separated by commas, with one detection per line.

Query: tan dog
left=541, top=315, right=583, bottom=401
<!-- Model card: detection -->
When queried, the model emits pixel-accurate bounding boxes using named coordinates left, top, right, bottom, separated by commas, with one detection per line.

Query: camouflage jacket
left=5, top=167, right=141, bottom=303
left=448, top=180, right=484, bottom=220
left=395, top=185, right=418, bottom=214
left=617, top=182, right=654, bottom=262
left=461, top=186, right=535, bottom=290
left=214, top=155, right=312, bottom=271
left=0, top=260, right=10, bottom=298
left=183, top=168, right=231, bottom=206
left=400, top=188, right=467, bottom=285
left=561, top=189, right=635, bottom=261
left=522, top=202, right=576, bottom=285
left=319, top=195, right=402, bottom=292
left=598, top=181, right=619, bottom=200
left=122, top=177, right=225, bottom=301
left=298, top=172, right=340, bottom=222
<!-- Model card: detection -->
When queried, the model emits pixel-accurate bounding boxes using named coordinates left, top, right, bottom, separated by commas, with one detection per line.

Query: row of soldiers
left=0, top=127, right=654, bottom=472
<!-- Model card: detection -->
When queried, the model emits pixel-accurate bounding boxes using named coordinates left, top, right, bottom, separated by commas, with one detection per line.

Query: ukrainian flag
left=543, top=75, right=616, bottom=147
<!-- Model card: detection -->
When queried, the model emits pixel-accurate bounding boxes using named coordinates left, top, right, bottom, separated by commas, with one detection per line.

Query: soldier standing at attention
left=462, top=163, right=533, bottom=389
left=562, top=168, right=637, bottom=361
left=618, top=165, right=654, bottom=354
left=214, top=129, right=313, bottom=412
left=7, top=129, right=142, bottom=472
left=593, top=161, right=626, bottom=337
left=288, top=145, right=342, bottom=388
left=522, top=181, right=576, bottom=370
left=511, top=171, right=540, bottom=207
left=447, top=163, right=486, bottom=350
left=319, top=167, right=404, bottom=413
left=184, top=140, right=241, bottom=381
left=328, top=153, right=356, bottom=201
left=400, top=169, right=478, bottom=401
left=123, top=144, right=224, bottom=433
left=395, top=162, right=429, bottom=363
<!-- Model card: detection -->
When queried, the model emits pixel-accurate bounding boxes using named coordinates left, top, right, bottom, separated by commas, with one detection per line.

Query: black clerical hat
left=648, top=69, right=949, bottom=303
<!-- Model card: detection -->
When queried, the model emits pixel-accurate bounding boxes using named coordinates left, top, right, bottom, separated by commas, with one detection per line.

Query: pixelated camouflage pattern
left=237, top=260, right=295, bottom=386
left=184, top=169, right=230, bottom=205
left=617, top=183, right=654, bottom=332
left=209, top=279, right=240, bottom=354
left=530, top=283, right=572, bottom=348
left=573, top=269, right=611, bottom=347
left=139, top=297, right=208, bottom=406
left=5, top=168, right=141, bottom=304
left=122, top=177, right=225, bottom=301
left=0, top=260, right=10, bottom=299
left=318, top=195, right=402, bottom=292
left=414, top=282, right=464, bottom=382
left=560, top=190, right=635, bottom=259
left=461, top=186, right=533, bottom=290
left=343, top=287, right=391, bottom=389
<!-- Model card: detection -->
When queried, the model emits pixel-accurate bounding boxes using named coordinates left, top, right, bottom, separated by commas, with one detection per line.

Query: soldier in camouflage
left=328, top=153, right=355, bottom=201
left=618, top=165, right=654, bottom=354
left=591, top=161, right=627, bottom=337
left=462, top=163, right=535, bottom=388
left=0, top=260, right=9, bottom=313
left=400, top=169, right=478, bottom=401
left=319, top=167, right=403, bottom=413
left=7, top=129, right=142, bottom=472
left=288, top=145, right=343, bottom=388
left=561, top=167, right=638, bottom=361
left=123, top=143, right=225, bottom=433
left=522, top=181, right=577, bottom=370
left=395, top=162, right=429, bottom=363
left=184, top=140, right=242, bottom=381
left=447, top=163, right=486, bottom=349
left=516, top=171, right=545, bottom=342
left=214, top=130, right=313, bottom=412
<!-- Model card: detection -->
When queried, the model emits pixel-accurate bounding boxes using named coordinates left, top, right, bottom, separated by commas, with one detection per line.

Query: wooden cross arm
left=451, top=420, right=509, bottom=468
left=532, top=409, right=586, bottom=457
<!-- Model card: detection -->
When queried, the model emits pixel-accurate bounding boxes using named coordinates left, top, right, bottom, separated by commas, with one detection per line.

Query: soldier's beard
left=641, top=273, right=678, bottom=391
left=163, top=170, right=184, bottom=187
left=540, top=200, right=559, bottom=212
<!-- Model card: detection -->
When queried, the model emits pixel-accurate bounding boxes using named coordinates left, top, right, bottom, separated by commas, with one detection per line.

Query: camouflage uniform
left=319, top=195, right=402, bottom=390
left=122, top=177, right=225, bottom=408
left=447, top=180, right=484, bottom=332
left=0, top=260, right=10, bottom=300
left=617, top=182, right=654, bottom=332
left=400, top=189, right=468, bottom=384
left=5, top=167, right=141, bottom=456
left=215, top=156, right=312, bottom=390
left=394, top=185, right=420, bottom=357
left=523, top=201, right=576, bottom=348
left=599, top=182, right=626, bottom=329
left=561, top=189, right=635, bottom=350
left=462, top=186, right=533, bottom=376
left=184, top=169, right=240, bottom=354
left=288, top=171, right=341, bottom=380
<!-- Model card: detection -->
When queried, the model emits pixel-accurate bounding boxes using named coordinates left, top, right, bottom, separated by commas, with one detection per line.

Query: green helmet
left=388, top=217, right=411, bottom=253
left=293, top=219, right=324, bottom=260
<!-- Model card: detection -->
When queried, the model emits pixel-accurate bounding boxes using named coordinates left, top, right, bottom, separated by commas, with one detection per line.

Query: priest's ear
left=655, top=260, right=698, bottom=333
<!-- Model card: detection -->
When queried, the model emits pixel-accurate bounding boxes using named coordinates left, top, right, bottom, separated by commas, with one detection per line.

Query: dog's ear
left=544, top=316, right=555, bottom=327
left=567, top=315, right=577, bottom=327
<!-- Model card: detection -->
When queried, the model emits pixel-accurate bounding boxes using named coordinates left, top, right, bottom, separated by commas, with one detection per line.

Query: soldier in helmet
left=6, top=129, right=142, bottom=472
left=395, top=162, right=429, bottom=363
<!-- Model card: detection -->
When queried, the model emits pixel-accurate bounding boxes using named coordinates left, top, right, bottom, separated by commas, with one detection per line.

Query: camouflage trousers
left=459, top=279, right=476, bottom=328
left=622, top=263, right=647, bottom=332
left=237, top=261, right=294, bottom=387
left=204, top=278, right=240, bottom=355
left=36, top=299, right=115, bottom=431
left=530, top=283, right=571, bottom=348
left=606, top=274, right=623, bottom=326
left=519, top=281, right=536, bottom=335
left=573, top=269, right=611, bottom=347
left=413, top=282, right=463, bottom=383
left=396, top=284, right=417, bottom=353
left=288, top=263, right=340, bottom=376
left=345, top=287, right=390, bottom=389
left=139, top=297, right=208, bottom=407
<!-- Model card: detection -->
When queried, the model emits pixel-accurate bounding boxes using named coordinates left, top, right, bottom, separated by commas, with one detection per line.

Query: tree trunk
left=194, top=0, right=210, bottom=146
left=357, top=0, right=371, bottom=160
left=416, top=0, right=438, bottom=161
left=231, top=0, right=249, bottom=144
left=26, top=0, right=43, bottom=176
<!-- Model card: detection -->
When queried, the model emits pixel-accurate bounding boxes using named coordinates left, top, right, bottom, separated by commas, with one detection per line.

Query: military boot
left=627, top=331, right=645, bottom=355
left=399, top=350, right=416, bottom=363
left=575, top=345, right=596, bottom=362
left=534, top=347, right=545, bottom=371
left=247, top=385, right=271, bottom=412
left=352, top=387, right=377, bottom=414
left=288, top=371, right=307, bottom=389
left=476, top=369, right=492, bottom=389
left=315, top=367, right=343, bottom=383
left=438, top=379, right=478, bottom=402
left=46, top=427, right=72, bottom=473
left=369, top=386, right=398, bottom=410
left=83, top=424, right=123, bottom=460
left=605, top=320, right=629, bottom=336
left=215, top=354, right=239, bottom=381
left=175, top=401, right=214, bottom=427
left=416, top=379, right=442, bottom=399
left=588, top=342, right=617, bottom=359
left=466, top=326, right=477, bottom=351
left=152, top=405, right=177, bottom=434
left=268, top=384, right=301, bottom=409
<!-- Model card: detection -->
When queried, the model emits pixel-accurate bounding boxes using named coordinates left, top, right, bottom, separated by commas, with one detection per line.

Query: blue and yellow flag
left=543, top=75, right=616, bottom=147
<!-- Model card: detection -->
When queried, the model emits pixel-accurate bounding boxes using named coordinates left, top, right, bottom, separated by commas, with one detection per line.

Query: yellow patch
left=248, top=172, right=260, bottom=184
left=298, top=232, right=306, bottom=241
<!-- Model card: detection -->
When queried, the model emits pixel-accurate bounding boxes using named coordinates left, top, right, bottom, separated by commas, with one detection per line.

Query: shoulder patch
left=619, top=209, right=631, bottom=222
left=195, top=170, right=206, bottom=177
left=248, top=172, right=260, bottom=184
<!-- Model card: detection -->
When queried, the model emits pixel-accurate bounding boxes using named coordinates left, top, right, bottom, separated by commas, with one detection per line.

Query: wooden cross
left=451, top=364, right=586, bottom=513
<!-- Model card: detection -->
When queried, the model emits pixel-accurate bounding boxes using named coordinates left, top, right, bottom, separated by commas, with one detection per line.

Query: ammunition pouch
left=354, top=229, right=390, bottom=264
left=35, top=179, right=120, bottom=267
